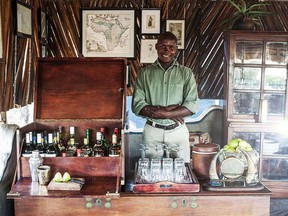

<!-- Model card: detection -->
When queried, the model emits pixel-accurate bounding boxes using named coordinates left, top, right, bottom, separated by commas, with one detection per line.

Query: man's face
left=155, top=39, right=178, bottom=63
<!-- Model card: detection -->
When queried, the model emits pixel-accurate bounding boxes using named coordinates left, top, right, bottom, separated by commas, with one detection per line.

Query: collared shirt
left=132, top=59, right=198, bottom=125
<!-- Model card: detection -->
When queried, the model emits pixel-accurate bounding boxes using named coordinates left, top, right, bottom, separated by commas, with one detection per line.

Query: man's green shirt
left=132, top=59, right=198, bottom=125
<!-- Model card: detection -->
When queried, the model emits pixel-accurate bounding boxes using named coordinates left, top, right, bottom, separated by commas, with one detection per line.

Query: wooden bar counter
left=8, top=178, right=271, bottom=216
left=8, top=58, right=271, bottom=216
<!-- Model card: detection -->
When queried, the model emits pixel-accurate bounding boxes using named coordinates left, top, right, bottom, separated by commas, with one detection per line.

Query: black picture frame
left=41, top=45, right=47, bottom=57
left=140, top=39, right=158, bottom=64
left=166, top=19, right=185, bottom=49
left=15, top=1, right=32, bottom=38
left=141, top=8, right=161, bottom=34
left=0, top=11, right=3, bottom=61
left=80, top=8, right=136, bottom=58
left=38, top=9, right=47, bottom=44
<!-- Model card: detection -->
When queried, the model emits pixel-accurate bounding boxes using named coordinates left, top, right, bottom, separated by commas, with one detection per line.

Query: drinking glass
left=150, top=158, right=161, bottom=183
left=137, top=158, right=150, bottom=183
left=162, top=158, right=173, bottom=181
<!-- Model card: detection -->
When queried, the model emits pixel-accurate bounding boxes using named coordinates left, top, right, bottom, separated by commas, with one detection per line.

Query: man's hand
left=170, top=117, right=185, bottom=124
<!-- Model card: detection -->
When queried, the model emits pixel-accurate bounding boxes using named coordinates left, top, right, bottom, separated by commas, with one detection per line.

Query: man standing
left=132, top=32, right=198, bottom=162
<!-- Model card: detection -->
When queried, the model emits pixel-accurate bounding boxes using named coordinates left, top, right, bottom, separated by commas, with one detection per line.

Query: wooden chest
left=9, top=57, right=127, bottom=198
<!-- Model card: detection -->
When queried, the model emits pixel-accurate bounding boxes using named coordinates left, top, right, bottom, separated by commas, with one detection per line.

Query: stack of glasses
left=136, top=158, right=189, bottom=183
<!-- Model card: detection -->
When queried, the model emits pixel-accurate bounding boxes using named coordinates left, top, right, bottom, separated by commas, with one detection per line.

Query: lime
left=227, top=139, right=239, bottom=148
left=63, top=172, right=71, bottom=182
left=53, top=172, right=63, bottom=182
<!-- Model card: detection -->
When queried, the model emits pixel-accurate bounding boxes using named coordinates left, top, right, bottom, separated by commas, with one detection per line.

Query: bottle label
left=44, top=153, right=57, bottom=157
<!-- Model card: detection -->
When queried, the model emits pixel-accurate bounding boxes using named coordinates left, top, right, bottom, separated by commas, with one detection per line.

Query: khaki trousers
left=142, top=123, right=190, bottom=163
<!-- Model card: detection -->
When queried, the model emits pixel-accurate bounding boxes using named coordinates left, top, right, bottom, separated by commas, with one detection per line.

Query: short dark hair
left=158, top=31, right=177, bottom=43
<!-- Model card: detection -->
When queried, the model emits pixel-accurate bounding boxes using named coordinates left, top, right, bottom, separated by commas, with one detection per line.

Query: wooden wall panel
left=0, top=0, right=287, bottom=112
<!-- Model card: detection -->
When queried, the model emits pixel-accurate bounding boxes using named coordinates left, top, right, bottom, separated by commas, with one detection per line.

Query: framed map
left=81, top=9, right=136, bottom=58
left=16, top=1, right=32, bottom=37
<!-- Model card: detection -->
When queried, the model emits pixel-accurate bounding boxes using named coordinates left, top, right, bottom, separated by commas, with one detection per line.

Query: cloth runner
left=0, top=124, right=18, bottom=182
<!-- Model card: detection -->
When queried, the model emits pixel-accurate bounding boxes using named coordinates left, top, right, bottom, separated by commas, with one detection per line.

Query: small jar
left=29, top=150, right=44, bottom=182
left=192, top=143, right=219, bottom=179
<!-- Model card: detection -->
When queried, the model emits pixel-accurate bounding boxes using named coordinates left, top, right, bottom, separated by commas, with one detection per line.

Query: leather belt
left=146, top=120, right=180, bottom=130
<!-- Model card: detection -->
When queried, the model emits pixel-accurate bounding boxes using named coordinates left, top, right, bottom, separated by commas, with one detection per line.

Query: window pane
left=233, top=92, right=260, bottom=115
left=264, top=68, right=287, bottom=90
left=264, top=94, right=285, bottom=116
left=266, top=42, right=288, bottom=65
left=235, top=41, right=263, bottom=64
left=233, top=67, right=261, bottom=90
left=262, top=158, right=288, bottom=180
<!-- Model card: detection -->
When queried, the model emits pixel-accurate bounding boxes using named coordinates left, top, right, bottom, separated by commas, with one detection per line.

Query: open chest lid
left=34, top=57, right=127, bottom=122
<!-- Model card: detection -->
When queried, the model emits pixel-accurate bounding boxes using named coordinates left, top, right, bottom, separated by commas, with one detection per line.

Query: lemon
left=62, top=172, right=71, bottom=182
left=53, top=172, right=63, bottom=182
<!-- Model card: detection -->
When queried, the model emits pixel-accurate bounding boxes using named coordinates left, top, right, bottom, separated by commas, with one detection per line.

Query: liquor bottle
left=57, top=126, right=66, bottom=156
left=115, top=128, right=123, bottom=147
left=81, top=138, right=92, bottom=157
left=22, top=133, right=35, bottom=157
left=66, top=126, right=77, bottom=157
left=31, top=131, right=37, bottom=149
left=53, top=131, right=60, bottom=155
left=86, top=129, right=90, bottom=145
left=100, top=127, right=109, bottom=156
left=43, top=131, right=48, bottom=150
left=36, top=132, right=45, bottom=156
left=109, top=129, right=121, bottom=157
left=46, top=133, right=57, bottom=157
left=93, top=132, right=104, bottom=157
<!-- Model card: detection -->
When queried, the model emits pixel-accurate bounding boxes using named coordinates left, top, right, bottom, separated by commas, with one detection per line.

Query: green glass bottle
left=100, top=127, right=109, bottom=156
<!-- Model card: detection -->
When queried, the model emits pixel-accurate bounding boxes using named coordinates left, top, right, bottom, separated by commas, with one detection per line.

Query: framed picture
left=140, top=39, right=158, bottom=64
left=166, top=20, right=185, bottom=49
left=38, top=9, right=47, bottom=41
left=81, top=8, right=136, bottom=58
left=0, top=11, right=3, bottom=60
left=41, top=45, right=47, bottom=57
left=16, top=1, right=32, bottom=37
left=141, top=9, right=161, bottom=34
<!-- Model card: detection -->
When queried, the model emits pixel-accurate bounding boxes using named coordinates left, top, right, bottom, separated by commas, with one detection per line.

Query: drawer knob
left=191, top=202, right=198, bottom=208
left=86, top=202, right=93, bottom=209
left=171, top=202, right=178, bottom=208
left=105, top=202, right=111, bottom=209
